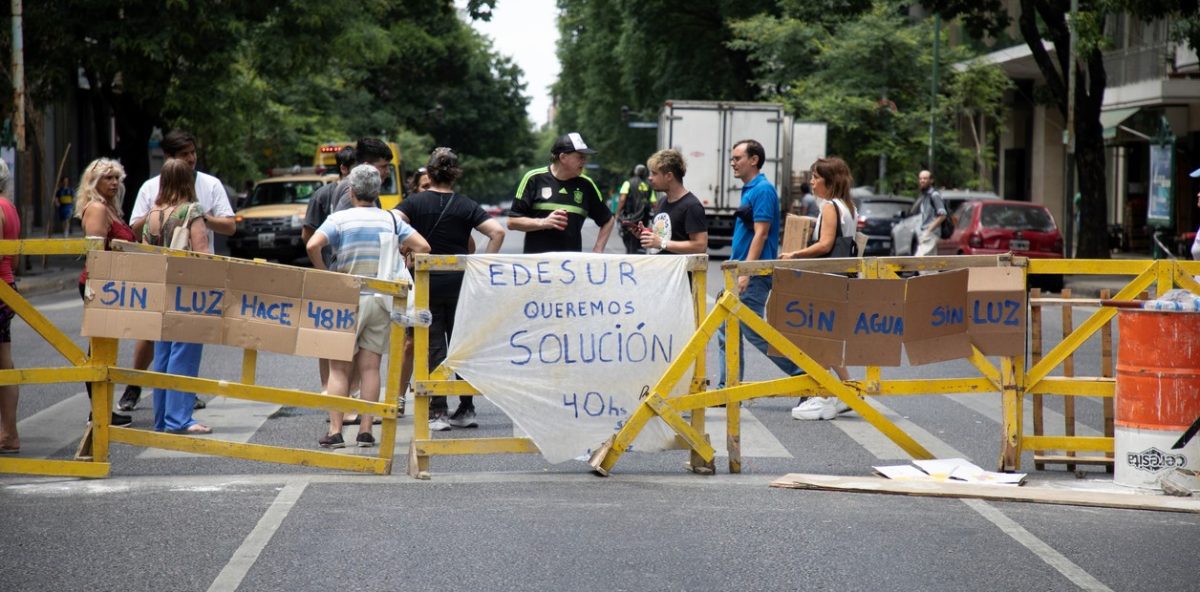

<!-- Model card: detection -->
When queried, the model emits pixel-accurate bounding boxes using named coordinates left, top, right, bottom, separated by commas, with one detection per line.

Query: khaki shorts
left=355, top=295, right=391, bottom=355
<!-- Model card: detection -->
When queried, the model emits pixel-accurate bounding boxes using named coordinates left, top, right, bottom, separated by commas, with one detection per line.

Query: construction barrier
left=591, top=255, right=1200, bottom=476
left=4, top=237, right=1198, bottom=480
left=0, top=239, right=410, bottom=478
left=406, top=253, right=711, bottom=477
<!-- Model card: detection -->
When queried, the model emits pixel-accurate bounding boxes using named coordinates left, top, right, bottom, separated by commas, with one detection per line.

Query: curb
left=14, top=267, right=83, bottom=299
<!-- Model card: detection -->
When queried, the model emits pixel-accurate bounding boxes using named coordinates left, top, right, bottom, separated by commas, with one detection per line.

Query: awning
left=1101, top=107, right=1140, bottom=140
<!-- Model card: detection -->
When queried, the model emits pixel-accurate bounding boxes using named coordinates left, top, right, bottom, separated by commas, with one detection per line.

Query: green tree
left=553, top=0, right=778, bottom=176
left=923, top=0, right=1200, bottom=258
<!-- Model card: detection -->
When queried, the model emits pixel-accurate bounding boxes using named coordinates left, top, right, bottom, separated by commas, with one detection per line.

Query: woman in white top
left=781, top=156, right=857, bottom=421
left=781, top=157, right=857, bottom=259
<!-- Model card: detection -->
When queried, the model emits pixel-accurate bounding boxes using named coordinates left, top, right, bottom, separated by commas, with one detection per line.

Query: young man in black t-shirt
left=397, top=148, right=506, bottom=430
left=640, top=149, right=708, bottom=254
left=508, top=132, right=614, bottom=253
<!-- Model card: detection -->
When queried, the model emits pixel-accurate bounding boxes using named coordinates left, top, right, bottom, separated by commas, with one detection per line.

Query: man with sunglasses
left=508, top=132, right=614, bottom=254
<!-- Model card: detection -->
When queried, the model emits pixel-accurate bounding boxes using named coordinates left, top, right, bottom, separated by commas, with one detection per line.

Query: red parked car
left=938, top=200, right=1064, bottom=289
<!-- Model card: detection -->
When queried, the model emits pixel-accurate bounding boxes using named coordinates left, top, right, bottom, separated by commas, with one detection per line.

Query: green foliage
left=2, top=0, right=530, bottom=201
left=733, top=3, right=1010, bottom=192
left=553, top=0, right=777, bottom=177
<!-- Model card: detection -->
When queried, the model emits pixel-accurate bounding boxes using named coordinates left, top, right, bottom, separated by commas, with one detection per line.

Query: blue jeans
left=152, top=341, right=203, bottom=432
left=718, top=275, right=804, bottom=388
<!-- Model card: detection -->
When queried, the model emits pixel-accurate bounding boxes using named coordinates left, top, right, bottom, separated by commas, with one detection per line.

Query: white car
left=890, top=190, right=1000, bottom=256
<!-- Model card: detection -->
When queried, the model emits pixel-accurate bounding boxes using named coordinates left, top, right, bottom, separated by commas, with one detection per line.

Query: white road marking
left=206, top=481, right=307, bottom=592
left=703, top=408, right=792, bottom=458
left=947, top=393, right=1103, bottom=437
left=963, top=499, right=1115, bottom=592
left=139, top=396, right=280, bottom=459
left=31, top=296, right=83, bottom=312
left=15, top=392, right=91, bottom=457
left=829, top=397, right=1111, bottom=591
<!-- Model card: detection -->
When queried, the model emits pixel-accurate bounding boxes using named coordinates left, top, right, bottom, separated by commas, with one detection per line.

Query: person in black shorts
left=507, top=132, right=614, bottom=254
left=397, top=148, right=506, bottom=431
left=640, top=149, right=708, bottom=254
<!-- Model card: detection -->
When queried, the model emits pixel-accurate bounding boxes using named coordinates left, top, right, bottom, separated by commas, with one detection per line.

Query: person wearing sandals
left=0, top=159, right=20, bottom=453
left=141, top=159, right=213, bottom=435
left=780, top=157, right=857, bottom=421
left=75, top=158, right=138, bottom=427
left=308, top=164, right=430, bottom=448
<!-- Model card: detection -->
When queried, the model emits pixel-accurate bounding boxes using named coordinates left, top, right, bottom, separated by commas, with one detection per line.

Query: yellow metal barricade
left=0, top=238, right=113, bottom=477
left=0, top=238, right=410, bottom=477
left=1012, top=258, right=1200, bottom=470
left=407, top=253, right=710, bottom=478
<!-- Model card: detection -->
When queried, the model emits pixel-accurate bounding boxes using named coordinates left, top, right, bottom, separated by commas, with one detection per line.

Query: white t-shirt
left=815, top=197, right=856, bottom=239
left=130, top=170, right=234, bottom=253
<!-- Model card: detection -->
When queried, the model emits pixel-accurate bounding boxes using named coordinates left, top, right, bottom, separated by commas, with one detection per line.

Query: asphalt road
left=1, top=219, right=1197, bottom=592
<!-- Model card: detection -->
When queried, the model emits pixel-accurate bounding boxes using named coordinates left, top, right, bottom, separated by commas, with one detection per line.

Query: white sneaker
left=429, top=415, right=451, bottom=432
left=791, top=397, right=851, bottom=421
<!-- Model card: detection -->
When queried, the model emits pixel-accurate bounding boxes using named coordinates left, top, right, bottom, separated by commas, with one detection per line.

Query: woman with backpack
left=142, top=158, right=212, bottom=434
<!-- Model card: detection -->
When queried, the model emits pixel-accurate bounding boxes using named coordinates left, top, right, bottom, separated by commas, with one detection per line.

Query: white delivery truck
left=657, top=100, right=826, bottom=250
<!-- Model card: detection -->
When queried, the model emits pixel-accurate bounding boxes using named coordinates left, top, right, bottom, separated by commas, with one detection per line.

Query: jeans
left=152, top=341, right=203, bottom=432
left=717, top=275, right=804, bottom=388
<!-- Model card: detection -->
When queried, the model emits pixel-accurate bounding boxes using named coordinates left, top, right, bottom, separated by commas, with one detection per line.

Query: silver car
left=890, top=190, right=1001, bottom=256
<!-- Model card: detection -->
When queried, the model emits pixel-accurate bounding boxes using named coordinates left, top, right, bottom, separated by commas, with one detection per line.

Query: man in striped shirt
left=307, top=164, right=429, bottom=449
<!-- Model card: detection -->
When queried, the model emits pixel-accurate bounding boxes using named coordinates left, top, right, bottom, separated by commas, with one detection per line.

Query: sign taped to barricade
left=443, top=253, right=693, bottom=463
left=768, top=267, right=1019, bottom=366
left=82, top=250, right=359, bottom=360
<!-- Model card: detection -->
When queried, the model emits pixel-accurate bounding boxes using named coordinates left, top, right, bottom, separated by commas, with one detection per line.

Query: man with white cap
left=508, top=132, right=614, bottom=254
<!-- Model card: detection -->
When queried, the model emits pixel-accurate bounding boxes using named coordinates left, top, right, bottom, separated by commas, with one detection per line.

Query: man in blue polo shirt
left=718, top=139, right=803, bottom=388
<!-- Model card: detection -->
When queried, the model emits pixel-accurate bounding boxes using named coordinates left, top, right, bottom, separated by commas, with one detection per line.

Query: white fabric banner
left=443, top=253, right=694, bottom=463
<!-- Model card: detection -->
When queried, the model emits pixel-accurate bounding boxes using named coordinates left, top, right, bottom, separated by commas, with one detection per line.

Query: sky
left=458, top=0, right=560, bottom=128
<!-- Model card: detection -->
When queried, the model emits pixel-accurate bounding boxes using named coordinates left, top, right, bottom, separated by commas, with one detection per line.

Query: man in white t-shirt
left=118, top=130, right=236, bottom=413
left=130, top=130, right=235, bottom=250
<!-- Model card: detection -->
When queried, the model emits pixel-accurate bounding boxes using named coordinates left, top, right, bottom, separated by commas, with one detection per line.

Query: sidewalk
left=13, top=258, right=84, bottom=299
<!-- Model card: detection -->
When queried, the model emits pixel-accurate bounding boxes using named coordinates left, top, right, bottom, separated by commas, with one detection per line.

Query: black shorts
left=0, top=283, right=17, bottom=344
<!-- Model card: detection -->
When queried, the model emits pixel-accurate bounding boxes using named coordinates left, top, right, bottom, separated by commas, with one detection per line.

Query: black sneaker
left=318, top=433, right=345, bottom=449
left=356, top=432, right=376, bottom=448
left=118, top=386, right=141, bottom=411
left=88, top=412, right=132, bottom=426
left=448, top=406, right=478, bottom=428
left=193, top=397, right=207, bottom=410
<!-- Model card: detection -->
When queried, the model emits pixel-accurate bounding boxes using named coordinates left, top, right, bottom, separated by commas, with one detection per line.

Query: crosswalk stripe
left=14, top=392, right=90, bottom=458
left=138, top=396, right=280, bottom=459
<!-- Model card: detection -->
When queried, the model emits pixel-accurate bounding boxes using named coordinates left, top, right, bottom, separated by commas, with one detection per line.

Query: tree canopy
left=1, top=0, right=531, bottom=206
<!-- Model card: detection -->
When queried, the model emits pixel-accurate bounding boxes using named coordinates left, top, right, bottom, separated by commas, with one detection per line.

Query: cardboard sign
left=781, top=215, right=818, bottom=254
left=845, top=279, right=905, bottom=366
left=902, top=269, right=971, bottom=365
left=81, top=251, right=360, bottom=360
left=82, top=251, right=166, bottom=341
left=967, top=267, right=1027, bottom=356
left=295, top=271, right=360, bottom=361
left=767, top=269, right=848, bottom=366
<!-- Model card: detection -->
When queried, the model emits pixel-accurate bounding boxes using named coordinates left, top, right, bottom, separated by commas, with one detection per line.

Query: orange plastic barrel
left=1114, top=309, right=1200, bottom=490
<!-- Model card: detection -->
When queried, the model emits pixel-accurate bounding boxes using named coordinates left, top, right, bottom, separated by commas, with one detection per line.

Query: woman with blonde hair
left=782, top=156, right=857, bottom=421
left=75, top=158, right=136, bottom=426
left=142, top=159, right=212, bottom=434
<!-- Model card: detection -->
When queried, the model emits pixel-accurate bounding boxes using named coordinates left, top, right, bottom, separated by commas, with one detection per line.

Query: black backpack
left=620, top=177, right=653, bottom=224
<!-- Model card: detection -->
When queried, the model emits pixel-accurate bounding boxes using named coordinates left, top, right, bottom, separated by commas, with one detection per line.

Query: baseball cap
left=551, top=132, right=597, bottom=155
left=1190, top=166, right=1200, bottom=178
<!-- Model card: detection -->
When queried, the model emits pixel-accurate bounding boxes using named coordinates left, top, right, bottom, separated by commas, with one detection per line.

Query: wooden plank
left=1030, top=288, right=1045, bottom=470
left=1033, top=455, right=1113, bottom=466
left=414, top=437, right=540, bottom=456
left=0, top=458, right=110, bottom=478
left=108, top=426, right=389, bottom=474
left=1061, top=288, right=1076, bottom=471
left=769, top=473, right=1200, bottom=514
left=1100, top=288, right=1115, bottom=473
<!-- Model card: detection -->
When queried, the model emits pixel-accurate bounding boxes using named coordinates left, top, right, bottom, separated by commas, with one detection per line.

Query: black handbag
left=817, top=199, right=859, bottom=258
